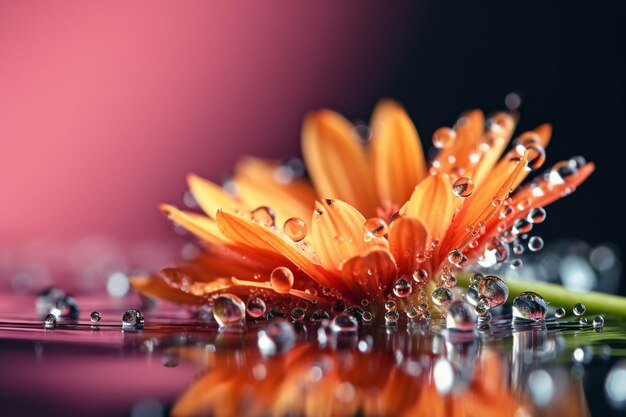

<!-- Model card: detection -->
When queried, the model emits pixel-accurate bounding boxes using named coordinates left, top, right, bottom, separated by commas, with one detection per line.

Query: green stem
left=457, top=273, right=626, bottom=318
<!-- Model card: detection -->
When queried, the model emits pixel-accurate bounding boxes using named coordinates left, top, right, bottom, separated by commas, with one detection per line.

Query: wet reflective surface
left=1, top=293, right=626, bottom=417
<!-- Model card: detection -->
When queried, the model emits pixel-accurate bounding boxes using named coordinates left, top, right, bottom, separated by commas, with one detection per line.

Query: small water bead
left=392, top=277, right=413, bottom=298
left=477, top=275, right=509, bottom=308
left=331, top=313, right=358, bottom=333
left=525, top=145, right=547, bottom=170
left=432, top=127, right=456, bottom=149
left=573, top=303, right=586, bottom=316
left=444, top=275, right=457, bottom=288
left=479, top=238, right=509, bottom=267
left=593, top=315, right=605, bottom=329
left=283, top=217, right=307, bottom=242
left=406, top=306, right=420, bottom=319
left=579, top=317, right=588, bottom=325
left=385, top=310, right=400, bottom=324
left=554, top=307, right=566, bottom=318
left=548, top=161, right=578, bottom=185
left=90, top=311, right=102, bottom=323
left=570, top=156, right=587, bottom=170
left=528, top=236, right=544, bottom=252
left=418, top=302, right=429, bottom=313
left=36, top=287, right=66, bottom=319
left=447, top=301, right=477, bottom=331
left=360, top=298, right=370, bottom=307
left=122, top=309, right=145, bottom=330
left=44, top=313, right=57, bottom=329
left=212, top=294, right=245, bottom=327
left=290, top=307, right=306, bottom=322
left=431, top=287, right=453, bottom=307
left=257, top=320, right=296, bottom=356
left=246, top=297, right=267, bottom=318
left=250, top=206, right=276, bottom=228
left=513, top=218, right=533, bottom=235
left=310, top=309, right=331, bottom=322
left=470, top=272, right=484, bottom=284
left=364, top=217, right=388, bottom=238
left=447, top=248, right=467, bottom=268
left=527, top=207, right=547, bottom=224
left=270, top=266, right=294, bottom=294
left=362, top=311, right=373, bottom=323
left=474, top=298, right=490, bottom=316
left=512, top=241, right=525, bottom=255
left=499, top=205, right=514, bottom=219
left=466, top=284, right=480, bottom=306
left=452, top=177, right=474, bottom=197
left=510, top=259, right=523, bottom=270
left=412, top=269, right=429, bottom=283
left=512, top=292, right=548, bottom=321
left=385, top=300, right=397, bottom=311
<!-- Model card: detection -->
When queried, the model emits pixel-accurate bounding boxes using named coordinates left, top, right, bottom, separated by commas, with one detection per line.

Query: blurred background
left=1, top=1, right=624, bottom=294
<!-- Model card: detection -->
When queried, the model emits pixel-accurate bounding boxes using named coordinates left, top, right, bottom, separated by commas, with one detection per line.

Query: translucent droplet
left=527, top=207, right=547, bottom=224
left=570, top=156, right=587, bottom=170
left=479, top=238, right=509, bottom=267
left=431, top=287, right=453, bottom=307
left=593, top=315, right=604, bottom=329
left=251, top=206, right=276, bottom=228
left=331, top=313, right=358, bottom=333
left=122, top=309, right=145, bottom=330
left=548, top=161, right=578, bottom=185
left=212, top=294, right=245, bottom=327
left=412, top=269, right=429, bottom=283
left=452, top=177, right=474, bottom=197
left=513, top=218, right=533, bottom=235
left=36, top=287, right=66, bottom=319
left=290, top=307, right=306, bottom=322
left=580, top=317, right=588, bottom=325
left=525, top=145, right=546, bottom=170
left=310, top=309, right=330, bottom=322
left=512, top=292, right=548, bottom=321
left=257, top=319, right=296, bottom=356
left=447, top=301, right=477, bottom=331
left=392, top=277, right=412, bottom=298
left=44, top=313, right=57, bottom=329
left=573, top=303, right=586, bottom=316
left=90, top=311, right=102, bottom=323
left=512, top=241, right=525, bottom=255
left=470, top=272, right=484, bottom=284
left=246, top=297, right=267, bottom=318
left=406, top=306, right=420, bottom=319
left=364, top=217, right=388, bottom=237
left=447, top=248, right=467, bottom=267
left=444, top=275, right=457, bottom=288
left=554, top=307, right=566, bottom=318
left=466, top=284, right=480, bottom=306
left=385, top=300, right=397, bottom=311
left=283, top=217, right=307, bottom=242
left=528, top=236, right=544, bottom=252
left=385, top=310, right=400, bottom=324
left=510, top=259, right=523, bottom=270
left=477, top=275, right=509, bottom=308
left=474, top=298, right=490, bottom=316
left=270, top=266, right=294, bottom=294
left=362, top=311, right=373, bottom=323
left=432, top=127, right=456, bottom=149
left=418, top=302, right=429, bottom=313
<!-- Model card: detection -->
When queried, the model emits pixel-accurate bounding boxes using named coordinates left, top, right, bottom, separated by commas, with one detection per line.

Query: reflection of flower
left=132, top=101, right=593, bottom=316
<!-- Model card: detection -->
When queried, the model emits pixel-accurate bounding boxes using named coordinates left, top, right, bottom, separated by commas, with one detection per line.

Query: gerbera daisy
left=131, top=100, right=593, bottom=321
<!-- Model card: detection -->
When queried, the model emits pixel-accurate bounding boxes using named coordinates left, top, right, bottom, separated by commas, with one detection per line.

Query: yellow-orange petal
left=388, top=216, right=430, bottom=275
left=187, top=173, right=246, bottom=217
left=472, top=112, right=517, bottom=187
left=399, top=175, right=460, bottom=243
left=534, top=123, right=553, bottom=148
left=302, top=109, right=378, bottom=216
left=340, top=249, right=397, bottom=301
left=311, top=199, right=388, bottom=272
left=370, top=99, right=427, bottom=206
left=434, top=110, right=485, bottom=174
left=129, top=275, right=206, bottom=305
left=160, top=204, right=227, bottom=243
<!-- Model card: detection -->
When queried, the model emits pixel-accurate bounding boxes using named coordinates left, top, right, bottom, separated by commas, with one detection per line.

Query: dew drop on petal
left=512, top=292, right=548, bottom=321
left=513, top=218, right=533, bottom=235
left=432, top=127, right=456, bottom=149
left=548, top=161, right=578, bottom=185
left=479, top=239, right=509, bottom=267
left=527, top=207, right=547, bottom=224
left=122, top=309, right=145, bottom=330
left=90, top=311, right=101, bottom=323
left=251, top=206, right=276, bottom=228
left=44, top=313, right=57, bottom=329
left=406, top=306, right=420, bottom=319
left=452, top=177, right=474, bottom=197
left=412, top=269, right=429, bottom=283
left=212, top=294, right=245, bottom=327
left=385, top=310, right=400, bottom=324
left=392, top=277, right=412, bottom=298
left=447, top=301, right=477, bottom=331
left=283, top=217, right=307, bottom=242
left=477, top=275, right=509, bottom=308
left=362, top=311, right=373, bottom=323
left=331, top=313, right=358, bottom=333
left=310, top=309, right=331, bottom=322
left=257, top=319, right=296, bottom=356
left=246, top=297, right=267, bottom=318
left=447, top=248, right=467, bottom=268
left=270, top=267, right=294, bottom=294
left=513, top=241, right=525, bottom=255
left=385, top=300, right=397, bottom=311
left=470, top=272, right=484, bottom=284
left=555, top=307, right=566, bottom=318
left=431, top=287, right=453, bottom=307
left=290, top=307, right=306, bottom=322
left=573, top=303, right=586, bottom=316
left=525, top=145, right=546, bottom=170
left=528, top=236, right=544, bottom=252
left=364, top=217, right=388, bottom=237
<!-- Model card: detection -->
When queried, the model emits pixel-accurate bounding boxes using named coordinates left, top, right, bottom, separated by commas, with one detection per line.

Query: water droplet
left=570, top=156, right=587, bottom=170
left=525, top=145, right=546, bottom=170
left=528, top=236, right=544, bottom=252
left=447, top=301, right=477, bottom=331
left=512, top=292, right=548, bottom=321
left=573, top=303, right=586, bottom=316
left=363, top=217, right=388, bottom=237
left=362, top=311, right=373, bottom=323
left=310, top=309, right=330, bottom=322
left=212, top=294, right=245, bottom=327
left=392, top=277, right=412, bottom=298
left=579, top=317, right=588, bottom=325
left=431, top=287, right=453, bottom=307
left=527, top=207, right=547, bottom=224
left=447, top=248, right=467, bottom=267
left=513, top=218, right=533, bottom=235
left=406, top=306, right=420, bottom=319
left=44, top=313, right=57, bottom=329
left=270, top=266, right=294, bottom=294
left=246, top=297, right=267, bottom=318
left=452, top=177, right=474, bottom=197
left=477, top=275, right=509, bottom=308
left=331, top=313, right=358, bottom=333
left=385, top=310, right=400, bottom=324
left=90, top=311, right=101, bottom=323
left=444, top=275, right=457, bottom=288
left=474, top=298, right=490, bottom=316
left=289, top=307, right=306, bottom=322
left=510, top=259, right=523, bottom=270
left=250, top=206, right=276, bottom=228
left=500, top=205, right=514, bottom=219
left=478, top=238, right=509, bottom=267
left=593, top=315, right=604, bottom=329
left=412, top=268, right=429, bottom=283
left=432, top=127, right=456, bottom=149
left=466, top=284, right=480, bottom=306
left=283, top=217, right=307, bottom=242
left=470, top=272, right=484, bottom=284
left=548, top=160, right=578, bottom=185
left=258, top=319, right=296, bottom=356
left=512, top=241, right=525, bottom=255
left=122, top=309, right=145, bottom=330
left=555, top=307, right=566, bottom=318
left=384, top=300, right=397, bottom=312
left=36, top=287, right=66, bottom=319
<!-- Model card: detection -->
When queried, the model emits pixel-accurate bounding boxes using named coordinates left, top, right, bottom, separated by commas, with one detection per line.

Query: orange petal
left=534, top=123, right=552, bottom=148
left=187, top=173, right=246, bottom=217
left=340, top=249, right=397, bottom=302
left=302, top=109, right=378, bottom=216
left=370, top=100, right=427, bottom=206
left=434, top=110, right=485, bottom=174
left=399, top=175, right=460, bottom=243
left=388, top=216, right=430, bottom=275
left=472, top=112, right=517, bottom=187
left=161, top=204, right=227, bottom=243
left=129, top=275, right=206, bottom=305
left=311, top=199, right=388, bottom=272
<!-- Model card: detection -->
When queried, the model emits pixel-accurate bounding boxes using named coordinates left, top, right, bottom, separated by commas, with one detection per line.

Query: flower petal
left=472, top=112, right=517, bottom=187
left=302, top=109, right=378, bottom=216
left=388, top=216, right=430, bottom=275
left=161, top=204, right=228, bottom=243
left=187, top=173, right=246, bottom=218
left=370, top=100, right=427, bottom=206
left=340, top=249, right=397, bottom=302
left=129, top=275, right=206, bottom=305
left=434, top=110, right=485, bottom=174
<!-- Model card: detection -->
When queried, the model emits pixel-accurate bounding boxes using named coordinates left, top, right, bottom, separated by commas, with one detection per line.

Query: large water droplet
left=573, top=303, right=586, bottom=316
left=446, top=301, right=477, bottom=331
left=477, top=275, right=509, bottom=308
left=363, top=217, right=388, bottom=238
left=283, top=217, right=307, bottom=242
left=528, top=236, right=544, bottom=252
left=122, top=309, right=145, bottom=330
left=412, top=268, right=429, bottom=283
left=246, top=297, right=267, bottom=318
left=270, top=266, right=294, bottom=294
left=250, top=206, right=276, bottom=228
left=431, top=287, right=453, bottom=307
left=392, top=277, right=412, bottom=298
left=44, top=313, right=57, bottom=329
left=527, top=207, right=547, bottom=224
left=525, top=145, right=546, bottom=170
left=452, top=177, right=474, bottom=197
left=257, top=319, right=296, bottom=356
left=331, top=313, right=358, bottom=333
left=593, top=315, right=605, bottom=329
left=447, top=248, right=467, bottom=268
left=512, top=292, right=548, bottom=321
left=478, top=238, right=509, bottom=267
left=212, top=294, right=245, bottom=327
left=432, top=127, right=456, bottom=149
left=90, top=311, right=102, bottom=323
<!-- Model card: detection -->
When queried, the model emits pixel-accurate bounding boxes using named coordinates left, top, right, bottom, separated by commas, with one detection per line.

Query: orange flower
left=131, top=100, right=593, bottom=318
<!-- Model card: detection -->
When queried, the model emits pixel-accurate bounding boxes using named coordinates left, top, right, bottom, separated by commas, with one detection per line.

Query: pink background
left=0, top=2, right=421, bottom=290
